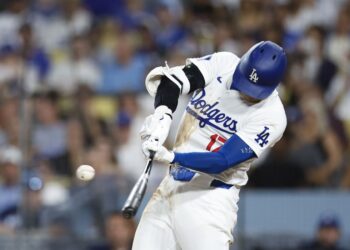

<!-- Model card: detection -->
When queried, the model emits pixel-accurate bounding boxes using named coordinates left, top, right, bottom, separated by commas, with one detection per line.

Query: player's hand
left=142, top=140, right=174, bottom=163
left=142, top=137, right=159, bottom=158
left=154, top=146, right=175, bottom=164
left=139, top=105, right=172, bottom=146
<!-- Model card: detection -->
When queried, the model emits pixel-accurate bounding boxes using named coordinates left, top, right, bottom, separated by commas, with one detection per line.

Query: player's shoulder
left=212, top=51, right=240, bottom=76
left=214, top=51, right=240, bottom=60
left=266, top=91, right=286, bottom=117
left=268, top=93, right=287, bottom=128
left=253, top=91, right=287, bottom=126
left=214, top=51, right=240, bottom=66
left=189, top=51, right=240, bottom=67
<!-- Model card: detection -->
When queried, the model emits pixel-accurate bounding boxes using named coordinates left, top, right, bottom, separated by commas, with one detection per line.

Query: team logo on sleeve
left=255, top=126, right=270, bottom=147
left=249, top=68, right=259, bottom=83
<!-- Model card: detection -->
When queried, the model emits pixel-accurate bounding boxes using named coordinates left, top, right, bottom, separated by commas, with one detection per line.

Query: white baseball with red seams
left=76, top=165, right=95, bottom=181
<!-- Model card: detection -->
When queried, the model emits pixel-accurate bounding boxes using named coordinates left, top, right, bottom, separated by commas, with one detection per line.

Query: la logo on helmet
left=249, top=68, right=259, bottom=83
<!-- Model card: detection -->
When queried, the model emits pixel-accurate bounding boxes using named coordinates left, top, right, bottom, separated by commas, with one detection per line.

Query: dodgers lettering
left=186, top=89, right=238, bottom=134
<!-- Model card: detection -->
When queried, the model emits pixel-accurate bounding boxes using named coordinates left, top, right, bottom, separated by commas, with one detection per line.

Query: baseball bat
left=122, top=151, right=155, bottom=219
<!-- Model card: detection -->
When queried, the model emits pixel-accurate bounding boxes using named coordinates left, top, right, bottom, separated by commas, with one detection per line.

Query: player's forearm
left=154, top=76, right=180, bottom=112
left=173, top=151, right=232, bottom=174
left=172, top=134, right=256, bottom=174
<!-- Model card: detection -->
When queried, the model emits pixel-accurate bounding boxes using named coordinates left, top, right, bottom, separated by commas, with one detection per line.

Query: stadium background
left=0, top=0, right=350, bottom=249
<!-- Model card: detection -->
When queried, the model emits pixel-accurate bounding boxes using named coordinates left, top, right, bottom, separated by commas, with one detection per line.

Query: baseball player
left=133, top=41, right=287, bottom=250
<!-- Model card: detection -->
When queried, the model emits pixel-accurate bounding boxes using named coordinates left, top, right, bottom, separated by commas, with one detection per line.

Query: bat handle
left=144, top=151, right=155, bottom=175
left=149, top=150, right=155, bottom=160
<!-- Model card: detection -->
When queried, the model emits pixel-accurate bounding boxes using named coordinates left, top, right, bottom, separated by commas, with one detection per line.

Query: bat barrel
left=121, top=152, right=155, bottom=219
left=121, top=173, right=149, bottom=219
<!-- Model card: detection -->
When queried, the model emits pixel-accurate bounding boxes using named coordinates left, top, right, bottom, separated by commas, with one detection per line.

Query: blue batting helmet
left=231, top=41, right=287, bottom=99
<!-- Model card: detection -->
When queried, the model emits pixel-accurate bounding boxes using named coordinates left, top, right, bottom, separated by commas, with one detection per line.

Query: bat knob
left=122, top=207, right=135, bottom=219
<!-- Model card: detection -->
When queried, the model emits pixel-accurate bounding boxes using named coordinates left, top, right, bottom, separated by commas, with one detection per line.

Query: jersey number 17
left=206, top=134, right=227, bottom=152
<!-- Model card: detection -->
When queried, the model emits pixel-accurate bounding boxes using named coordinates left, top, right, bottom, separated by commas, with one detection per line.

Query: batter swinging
left=133, top=41, right=288, bottom=250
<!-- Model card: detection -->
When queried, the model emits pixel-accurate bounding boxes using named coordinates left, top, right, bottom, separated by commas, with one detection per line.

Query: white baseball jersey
left=173, top=52, right=287, bottom=186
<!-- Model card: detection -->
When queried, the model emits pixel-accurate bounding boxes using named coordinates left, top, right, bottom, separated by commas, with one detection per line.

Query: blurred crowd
left=1, top=0, right=350, bottom=248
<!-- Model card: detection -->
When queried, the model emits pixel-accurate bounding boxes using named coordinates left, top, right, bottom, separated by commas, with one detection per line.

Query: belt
left=169, top=166, right=233, bottom=189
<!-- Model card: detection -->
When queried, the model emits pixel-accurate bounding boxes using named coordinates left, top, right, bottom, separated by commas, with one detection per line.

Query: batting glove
left=142, top=137, right=159, bottom=158
left=139, top=105, right=172, bottom=146
left=142, top=140, right=175, bottom=163
left=154, top=146, right=175, bottom=164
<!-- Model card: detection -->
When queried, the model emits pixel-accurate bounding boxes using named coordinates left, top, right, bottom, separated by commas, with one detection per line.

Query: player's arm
left=171, top=112, right=287, bottom=174
left=140, top=63, right=206, bottom=153
left=171, top=134, right=256, bottom=174
left=151, top=109, right=287, bottom=173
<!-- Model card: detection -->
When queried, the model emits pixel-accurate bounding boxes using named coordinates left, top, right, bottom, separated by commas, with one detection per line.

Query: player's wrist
left=171, top=152, right=179, bottom=164
left=154, top=105, right=173, bottom=119
left=166, top=151, right=175, bottom=163
left=153, top=147, right=175, bottom=163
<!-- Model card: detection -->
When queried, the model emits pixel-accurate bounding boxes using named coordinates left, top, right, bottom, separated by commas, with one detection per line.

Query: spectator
left=67, top=85, right=106, bottom=168
left=32, top=0, right=91, bottom=51
left=113, top=94, right=147, bottom=181
left=0, top=146, right=22, bottom=235
left=299, top=213, right=345, bottom=250
left=287, top=90, right=342, bottom=186
left=61, top=0, right=92, bottom=37
left=117, top=0, right=157, bottom=30
left=18, top=23, right=51, bottom=92
left=98, top=32, right=148, bottom=94
left=0, top=97, right=20, bottom=147
left=89, top=212, right=136, bottom=250
left=153, top=3, right=186, bottom=54
left=31, top=0, right=66, bottom=51
left=0, top=44, right=23, bottom=94
left=48, top=35, right=101, bottom=95
left=325, top=70, right=350, bottom=142
left=283, top=0, right=339, bottom=48
left=0, top=0, right=28, bottom=47
left=237, top=0, right=266, bottom=35
left=22, top=176, right=44, bottom=229
left=325, top=7, right=350, bottom=140
left=32, top=91, right=70, bottom=176
left=37, top=160, right=69, bottom=207
left=326, top=6, right=350, bottom=74
left=83, top=0, right=124, bottom=18
left=135, top=24, right=158, bottom=60
left=298, top=25, right=337, bottom=91
left=67, top=138, right=132, bottom=238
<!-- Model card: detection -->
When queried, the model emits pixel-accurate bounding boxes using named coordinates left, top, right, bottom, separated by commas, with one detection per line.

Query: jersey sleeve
left=186, top=52, right=240, bottom=86
left=172, top=134, right=255, bottom=174
left=235, top=109, right=287, bottom=157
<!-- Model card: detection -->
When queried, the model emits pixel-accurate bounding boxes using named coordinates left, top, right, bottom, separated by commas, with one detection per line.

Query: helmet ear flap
left=231, top=41, right=287, bottom=99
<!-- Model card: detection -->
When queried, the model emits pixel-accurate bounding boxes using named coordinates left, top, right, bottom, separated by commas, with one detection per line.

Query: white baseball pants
left=132, top=173, right=240, bottom=250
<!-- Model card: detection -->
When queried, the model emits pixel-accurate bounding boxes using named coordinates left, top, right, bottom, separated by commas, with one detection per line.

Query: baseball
left=76, top=165, right=95, bottom=181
